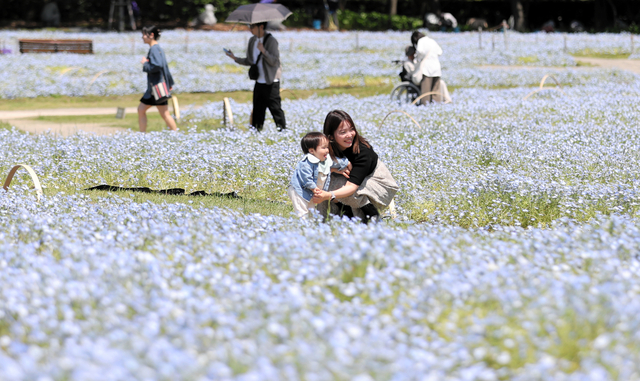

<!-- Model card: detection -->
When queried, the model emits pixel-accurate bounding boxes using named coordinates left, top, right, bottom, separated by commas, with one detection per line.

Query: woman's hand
left=225, top=50, right=236, bottom=60
left=257, top=41, right=266, bottom=54
left=312, top=189, right=331, bottom=204
left=335, top=167, right=350, bottom=178
left=141, top=57, right=149, bottom=64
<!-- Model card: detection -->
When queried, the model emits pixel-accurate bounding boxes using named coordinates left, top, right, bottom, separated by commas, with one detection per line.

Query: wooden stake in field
left=502, top=20, right=508, bottom=49
left=185, top=32, right=189, bottom=53
left=356, top=32, right=359, bottom=50
left=563, top=35, right=567, bottom=53
left=171, top=96, right=180, bottom=122
left=223, top=97, right=234, bottom=127
left=492, top=34, right=495, bottom=51
left=478, top=27, right=482, bottom=49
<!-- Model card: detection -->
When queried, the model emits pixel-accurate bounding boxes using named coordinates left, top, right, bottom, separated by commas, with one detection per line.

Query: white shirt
left=415, top=36, right=443, bottom=78
left=403, top=60, right=423, bottom=86
left=253, top=36, right=278, bottom=84
left=442, top=13, right=458, bottom=28
left=305, top=153, right=333, bottom=175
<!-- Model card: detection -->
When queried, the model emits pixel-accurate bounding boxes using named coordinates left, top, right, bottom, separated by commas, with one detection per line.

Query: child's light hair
left=300, top=132, right=328, bottom=154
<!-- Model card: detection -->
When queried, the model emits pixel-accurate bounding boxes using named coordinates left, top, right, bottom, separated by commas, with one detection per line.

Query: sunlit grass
left=206, top=64, right=246, bottom=74
left=572, top=50, right=631, bottom=59
left=327, top=75, right=393, bottom=88
left=28, top=113, right=223, bottom=133
left=0, top=85, right=396, bottom=111
left=78, top=189, right=295, bottom=218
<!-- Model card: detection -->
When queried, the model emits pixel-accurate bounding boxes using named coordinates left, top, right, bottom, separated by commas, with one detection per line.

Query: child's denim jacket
left=290, top=154, right=349, bottom=202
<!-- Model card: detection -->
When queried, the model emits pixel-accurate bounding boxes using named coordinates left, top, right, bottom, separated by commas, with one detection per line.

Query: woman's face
left=142, top=33, right=153, bottom=44
left=333, top=121, right=356, bottom=150
left=249, top=24, right=264, bottom=37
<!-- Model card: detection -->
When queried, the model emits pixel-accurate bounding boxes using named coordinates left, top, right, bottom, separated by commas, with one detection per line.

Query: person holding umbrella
left=225, top=4, right=290, bottom=132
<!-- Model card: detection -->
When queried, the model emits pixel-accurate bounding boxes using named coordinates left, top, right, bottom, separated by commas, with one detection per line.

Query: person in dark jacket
left=225, top=22, right=286, bottom=132
left=138, top=26, right=177, bottom=132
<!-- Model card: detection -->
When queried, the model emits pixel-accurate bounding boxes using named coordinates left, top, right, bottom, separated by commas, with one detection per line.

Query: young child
left=288, top=132, right=350, bottom=217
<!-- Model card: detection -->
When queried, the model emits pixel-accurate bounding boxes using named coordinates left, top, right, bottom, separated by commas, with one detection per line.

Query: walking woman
left=138, top=25, right=177, bottom=132
left=312, top=110, right=399, bottom=223
left=411, top=31, right=443, bottom=104
left=225, top=22, right=286, bottom=132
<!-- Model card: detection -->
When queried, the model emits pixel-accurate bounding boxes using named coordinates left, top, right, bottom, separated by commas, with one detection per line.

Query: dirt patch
left=571, top=57, right=640, bottom=75
left=478, top=65, right=594, bottom=71
left=5, top=119, right=128, bottom=136
left=0, top=107, right=138, bottom=120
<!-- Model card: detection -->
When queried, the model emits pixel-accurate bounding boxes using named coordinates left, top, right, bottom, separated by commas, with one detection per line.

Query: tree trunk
left=429, top=0, right=441, bottom=14
left=390, top=0, right=398, bottom=16
left=594, top=0, right=608, bottom=30
left=510, top=0, right=526, bottom=32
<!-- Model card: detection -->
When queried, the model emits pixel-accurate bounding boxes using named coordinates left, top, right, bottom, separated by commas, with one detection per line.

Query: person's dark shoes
left=250, top=125, right=263, bottom=132
left=360, top=203, right=380, bottom=224
left=336, top=203, right=354, bottom=219
left=276, top=125, right=286, bottom=132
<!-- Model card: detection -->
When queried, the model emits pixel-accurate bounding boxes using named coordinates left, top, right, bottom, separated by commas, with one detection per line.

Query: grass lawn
left=80, top=189, right=294, bottom=218
left=27, top=113, right=223, bottom=133
left=0, top=84, right=395, bottom=111
left=571, top=52, right=632, bottom=59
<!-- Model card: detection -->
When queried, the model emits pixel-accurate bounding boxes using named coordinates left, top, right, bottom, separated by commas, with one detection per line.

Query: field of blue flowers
left=0, top=30, right=637, bottom=98
left=1, top=30, right=640, bottom=380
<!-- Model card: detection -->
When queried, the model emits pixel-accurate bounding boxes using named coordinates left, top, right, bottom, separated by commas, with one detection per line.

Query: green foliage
left=338, top=10, right=423, bottom=31
left=209, top=0, right=252, bottom=22
left=284, top=10, right=312, bottom=28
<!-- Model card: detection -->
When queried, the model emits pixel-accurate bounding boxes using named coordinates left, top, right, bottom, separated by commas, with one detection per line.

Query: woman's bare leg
left=420, top=77, right=434, bottom=105
left=157, top=105, right=177, bottom=131
left=138, top=103, right=152, bottom=132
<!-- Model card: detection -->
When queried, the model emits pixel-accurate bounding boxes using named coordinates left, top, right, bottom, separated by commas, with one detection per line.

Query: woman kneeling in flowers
left=313, top=110, right=399, bottom=223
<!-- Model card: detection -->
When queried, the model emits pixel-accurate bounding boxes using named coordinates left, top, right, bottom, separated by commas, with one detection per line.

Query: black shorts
left=140, top=96, right=169, bottom=106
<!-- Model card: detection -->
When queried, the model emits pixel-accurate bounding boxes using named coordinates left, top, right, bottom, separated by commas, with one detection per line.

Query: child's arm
left=331, top=157, right=350, bottom=171
left=331, top=159, right=351, bottom=178
left=298, top=162, right=318, bottom=190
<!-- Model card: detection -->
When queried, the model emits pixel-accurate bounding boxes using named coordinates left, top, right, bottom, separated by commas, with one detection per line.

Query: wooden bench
left=19, top=39, right=93, bottom=54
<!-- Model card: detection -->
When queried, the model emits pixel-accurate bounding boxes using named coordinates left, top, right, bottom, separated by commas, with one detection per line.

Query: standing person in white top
left=411, top=31, right=443, bottom=104
left=226, top=22, right=287, bottom=132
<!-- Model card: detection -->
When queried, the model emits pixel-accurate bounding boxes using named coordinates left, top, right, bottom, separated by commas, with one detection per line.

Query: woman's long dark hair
left=411, top=31, right=425, bottom=47
left=323, top=110, right=370, bottom=159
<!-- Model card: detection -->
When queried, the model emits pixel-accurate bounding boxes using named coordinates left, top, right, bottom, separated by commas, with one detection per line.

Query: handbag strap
left=254, top=34, right=270, bottom=64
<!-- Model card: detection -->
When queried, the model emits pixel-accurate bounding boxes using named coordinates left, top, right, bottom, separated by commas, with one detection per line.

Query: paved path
left=6, top=119, right=128, bottom=137
left=572, top=57, right=640, bottom=75
left=0, top=107, right=138, bottom=120
left=0, top=107, right=137, bottom=136
left=481, top=58, right=640, bottom=75
left=3, top=59, right=637, bottom=136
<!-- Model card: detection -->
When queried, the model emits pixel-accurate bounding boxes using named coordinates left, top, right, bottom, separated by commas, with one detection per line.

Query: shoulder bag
left=151, top=48, right=172, bottom=102
left=248, top=34, right=270, bottom=80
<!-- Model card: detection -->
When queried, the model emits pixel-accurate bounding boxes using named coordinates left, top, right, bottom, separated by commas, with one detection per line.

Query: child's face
left=309, top=139, right=330, bottom=162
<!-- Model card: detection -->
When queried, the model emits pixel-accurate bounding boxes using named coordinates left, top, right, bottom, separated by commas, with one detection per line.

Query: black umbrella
left=225, top=3, right=292, bottom=24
